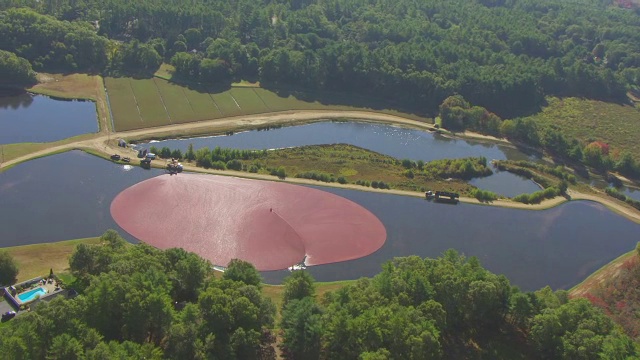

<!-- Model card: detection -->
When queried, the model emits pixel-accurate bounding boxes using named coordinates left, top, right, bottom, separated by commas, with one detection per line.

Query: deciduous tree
left=0, top=251, right=18, bottom=286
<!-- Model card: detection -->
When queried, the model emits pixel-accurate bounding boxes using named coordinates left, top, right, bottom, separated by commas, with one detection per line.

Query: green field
left=2, top=237, right=101, bottom=282
left=522, top=97, right=640, bottom=160
left=105, top=77, right=429, bottom=131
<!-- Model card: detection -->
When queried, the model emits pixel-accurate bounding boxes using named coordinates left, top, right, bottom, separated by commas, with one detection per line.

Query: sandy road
left=2, top=109, right=640, bottom=222
left=2, top=110, right=433, bottom=169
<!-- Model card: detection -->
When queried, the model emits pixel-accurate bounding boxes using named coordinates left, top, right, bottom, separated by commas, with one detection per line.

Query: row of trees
left=2, top=0, right=640, bottom=115
left=439, top=94, right=640, bottom=179
left=419, top=156, right=493, bottom=180
left=278, top=251, right=639, bottom=359
left=0, top=230, right=277, bottom=359
left=0, top=230, right=637, bottom=358
left=162, top=142, right=495, bottom=182
left=0, top=9, right=162, bottom=75
left=0, top=50, right=36, bottom=87
left=605, top=186, right=640, bottom=211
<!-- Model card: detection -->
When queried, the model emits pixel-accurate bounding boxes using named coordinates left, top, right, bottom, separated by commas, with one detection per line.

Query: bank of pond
left=137, top=121, right=544, bottom=197
left=2, top=96, right=639, bottom=292
left=1, top=150, right=638, bottom=292
left=0, top=92, right=98, bottom=144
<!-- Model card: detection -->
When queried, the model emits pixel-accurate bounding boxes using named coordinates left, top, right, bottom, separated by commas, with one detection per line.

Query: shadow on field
left=133, top=72, right=429, bottom=119
left=263, top=84, right=428, bottom=118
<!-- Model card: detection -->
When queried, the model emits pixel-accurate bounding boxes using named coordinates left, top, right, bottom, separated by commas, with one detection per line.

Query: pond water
left=1, top=151, right=638, bottom=291
left=590, top=176, right=640, bottom=202
left=469, top=170, right=542, bottom=197
left=0, top=91, right=98, bottom=144
left=620, top=186, right=640, bottom=202
left=141, top=122, right=542, bottom=197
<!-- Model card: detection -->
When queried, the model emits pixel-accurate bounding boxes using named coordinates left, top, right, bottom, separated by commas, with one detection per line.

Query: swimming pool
left=17, top=287, right=47, bottom=302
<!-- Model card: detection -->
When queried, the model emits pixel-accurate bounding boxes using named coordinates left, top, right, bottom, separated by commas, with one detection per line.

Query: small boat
left=288, top=264, right=307, bottom=271
left=212, top=265, right=227, bottom=273
left=121, top=157, right=131, bottom=163
left=110, top=154, right=121, bottom=160
left=288, top=255, right=308, bottom=271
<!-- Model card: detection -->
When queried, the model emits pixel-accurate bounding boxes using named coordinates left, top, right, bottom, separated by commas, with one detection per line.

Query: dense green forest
left=0, top=230, right=637, bottom=359
left=1, top=0, right=640, bottom=117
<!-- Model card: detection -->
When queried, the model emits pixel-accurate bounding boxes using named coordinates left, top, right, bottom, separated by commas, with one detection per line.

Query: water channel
left=621, top=186, right=640, bottom=201
left=2, top=96, right=639, bottom=291
left=0, top=91, right=98, bottom=144
left=139, top=122, right=543, bottom=197
left=1, top=151, right=638, bottom=291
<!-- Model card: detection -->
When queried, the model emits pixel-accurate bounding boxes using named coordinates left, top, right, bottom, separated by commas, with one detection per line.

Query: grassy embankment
left=104, top=76, right=428, bottom=132
left=2, top=73, right=109, bottom=165
left=521, top=97, right=640, bottom=161
left=170, top=143, right=485, bottom=196
left=28, top=73, right=110, bottom=134
left=2, top=238, right=101, bottom=283
left=569, top=249, right=637, bottom=298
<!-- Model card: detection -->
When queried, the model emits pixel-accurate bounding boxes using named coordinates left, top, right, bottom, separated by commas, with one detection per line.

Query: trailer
left=434, top=191, right=459, bottom=204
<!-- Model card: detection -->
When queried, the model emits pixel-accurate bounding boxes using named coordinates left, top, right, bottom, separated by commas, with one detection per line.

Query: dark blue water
left=0, top=152, right=163, bottom=243
left=144, top=122, right=539, bottom=162
left=470, top=170, right=542, bottom=197
left=0, top=92, right=98, bottom=144
left=1, top=151, right=637, bottom=291
left=621, top=186, right=640, bottom=201
left=141, top=122, right=542, bottom=197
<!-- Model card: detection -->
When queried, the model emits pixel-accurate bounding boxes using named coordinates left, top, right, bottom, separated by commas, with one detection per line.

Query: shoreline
left=3, top=109, right=640, bottom=223
left=569, top=249, right=637, bottom=298
left=2, top=86, right=640, bottom=293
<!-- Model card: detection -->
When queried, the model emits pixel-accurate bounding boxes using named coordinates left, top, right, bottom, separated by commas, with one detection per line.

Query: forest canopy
left=0, top=49, right=35, bottom=87
left=0, top=230, right=637, bottom=359
left=1, top=0, right=639, bottom=116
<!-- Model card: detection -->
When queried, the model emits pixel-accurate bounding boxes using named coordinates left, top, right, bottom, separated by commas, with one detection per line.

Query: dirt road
left=2, top=110, right=433, bottom=169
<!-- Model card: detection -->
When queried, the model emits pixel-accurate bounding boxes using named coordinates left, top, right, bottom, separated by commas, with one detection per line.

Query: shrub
left=160, top=147, right=172, bottom=159
left=377, top=181, right=390, bottom=189
left=512, top=187, right=560, bottom=204
left=270, top=167, right=286, bottom=179
left=226, top=159, right=242, bottom=171
left=472, top=189, right=498, bottom=202
left=605, top=187, right=626, bottom=201
left=210, top=161, right=226, bottom=170
left=170, top=149, right=183, bottom=160
left=512, top=193, right=531, bottom=204
left=401, top=159, right=415, bottom=169
left=296, top=172, right=333, bottom=182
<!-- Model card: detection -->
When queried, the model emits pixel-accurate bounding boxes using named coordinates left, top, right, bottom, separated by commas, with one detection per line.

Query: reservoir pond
left=0, top=91, right=98, bottom=144
left=1, top=151, right=638, bottom=291
left=141, top=122, right=542, bottom=197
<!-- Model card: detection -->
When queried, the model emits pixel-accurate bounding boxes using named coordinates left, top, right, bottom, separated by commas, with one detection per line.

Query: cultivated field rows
left=105, top=77, right=426, bottom=131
